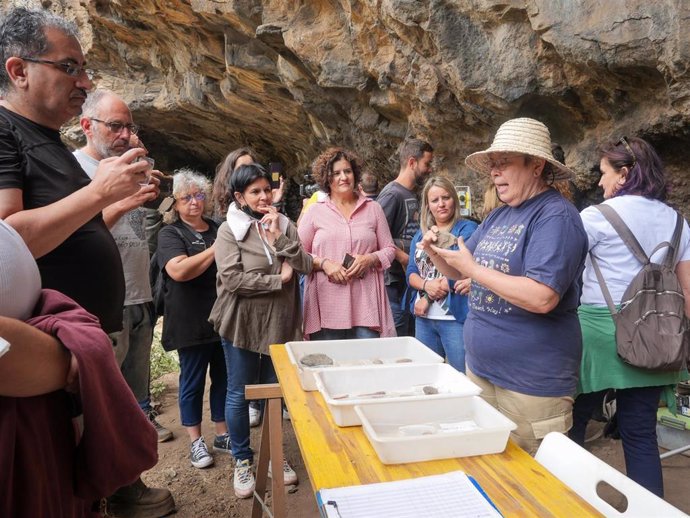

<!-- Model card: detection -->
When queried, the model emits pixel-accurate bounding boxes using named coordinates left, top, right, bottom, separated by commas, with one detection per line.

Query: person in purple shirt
left=418, top=118, right=587, bottom=454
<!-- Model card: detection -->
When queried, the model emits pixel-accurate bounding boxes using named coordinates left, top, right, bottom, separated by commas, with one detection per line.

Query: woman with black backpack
left=571, top=137, right=690, bottom=496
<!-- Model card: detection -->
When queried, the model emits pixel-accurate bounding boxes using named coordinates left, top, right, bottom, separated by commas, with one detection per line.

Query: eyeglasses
left=177, top=192, right=206, bottom=203
left=617, top=137, right=637, bottom=168
left=90, top=118, right=139, bottom=135
left=21, top=57, right=94, bottom=79
left=487, top=154, right=522, bottom=172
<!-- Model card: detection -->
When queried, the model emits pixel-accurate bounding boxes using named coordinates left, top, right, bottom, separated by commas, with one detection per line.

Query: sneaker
left=268, top=458, right=298, bottom=486
left=234, top=459, right=255, bottom=498
left=213, top=432, right=232, bottom=454
left=249, top=404, right=261, bottom=428
left=146, top=409, right=173, bottom=443
left=190, top=437, right=214, bottom=469
left=106, top=477, right=176, bottom=518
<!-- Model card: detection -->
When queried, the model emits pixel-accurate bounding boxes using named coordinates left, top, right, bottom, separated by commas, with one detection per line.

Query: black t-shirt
left=376, top=181, right=420, bottom=284
left=157, top=218, right=219, bottom=350
left=0, top=108, right=125, bottom=332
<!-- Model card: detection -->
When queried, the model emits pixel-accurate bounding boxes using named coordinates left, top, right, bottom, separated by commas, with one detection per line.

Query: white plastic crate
left=314, top=363, right=481, bottom=427
left=355, top=396, right=517, bottom=464
left=285, top=336, right=443, bottom=391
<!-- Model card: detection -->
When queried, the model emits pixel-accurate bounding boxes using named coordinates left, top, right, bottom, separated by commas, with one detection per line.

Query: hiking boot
left=249, top=403, right=261, bottom=428
left=213, top=432, right=232, bottom=454
left=190, top=437, right=214, bottom=469
left=146, top=409, right=173, bottom=443
left=234, top=459, right=255, bottom=499
left=106, top=477, right=175, bottom=518
left=268, top=458, right=298, bottom=486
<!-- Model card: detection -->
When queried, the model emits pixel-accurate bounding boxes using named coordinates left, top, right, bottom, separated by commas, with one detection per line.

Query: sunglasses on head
left=617, top=136, right=637, bottom=168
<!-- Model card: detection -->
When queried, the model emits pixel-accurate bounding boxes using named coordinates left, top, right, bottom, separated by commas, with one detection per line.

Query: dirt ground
left=142, top=373, right=690, bottom=517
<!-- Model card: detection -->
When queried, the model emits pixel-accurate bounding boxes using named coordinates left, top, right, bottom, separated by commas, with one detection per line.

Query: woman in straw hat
left=418, top=117, right=588, bottom=454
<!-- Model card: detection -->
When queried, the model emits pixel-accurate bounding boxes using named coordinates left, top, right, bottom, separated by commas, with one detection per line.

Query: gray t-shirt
left=73, top=149, right=152, bottom=305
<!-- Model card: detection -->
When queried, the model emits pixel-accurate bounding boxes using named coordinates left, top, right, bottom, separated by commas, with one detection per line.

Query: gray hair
left=0, top=7, right=79, bottom=94
left=81, top=89, right=117, bottom=119
left=164, top=168, right=214, bottom=224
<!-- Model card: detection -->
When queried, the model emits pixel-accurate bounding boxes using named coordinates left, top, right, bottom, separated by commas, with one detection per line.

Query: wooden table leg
left=252, top=406, right=271, bottom=518
left=246, top=383, right=286, bottom=518
left=268, top=396, right=285, bottom=518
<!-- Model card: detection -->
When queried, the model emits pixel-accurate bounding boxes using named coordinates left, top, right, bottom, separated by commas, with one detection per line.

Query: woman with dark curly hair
left=298, top=147, right=396, bottom=339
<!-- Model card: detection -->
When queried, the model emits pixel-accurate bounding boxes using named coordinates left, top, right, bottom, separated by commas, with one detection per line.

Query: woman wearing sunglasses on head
left=156, top=169, right=229, bottom=471
left=570, top=136, right=690, bottom=497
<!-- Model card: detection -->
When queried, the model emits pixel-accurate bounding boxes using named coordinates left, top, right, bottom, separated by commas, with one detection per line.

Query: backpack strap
left=589, top=252, right=618, bottom=315
left=594, top=204, right=649, bottom=265
left=664, top=212, right=684, bottom=269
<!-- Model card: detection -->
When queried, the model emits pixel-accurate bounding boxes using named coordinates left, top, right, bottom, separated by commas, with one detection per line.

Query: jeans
left=310, top=327, right=380, bottom=340
left=415, top=317, right=465, bottom=373
left=109, top=302, right=155, bottom=411
left=222, top=339, right=277, bottom=462
left=177, top=341, right=227, bottom=427
left=386, top=283, right=414, bottom=337
left=570, top=386, right=664, bottom=496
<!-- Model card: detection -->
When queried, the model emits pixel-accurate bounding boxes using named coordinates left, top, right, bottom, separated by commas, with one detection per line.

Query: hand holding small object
left=417, top=225, right=440, bottom=253
left=430, top=237, right=476, bottom=277
left=345, top=254, right=375, bottom=279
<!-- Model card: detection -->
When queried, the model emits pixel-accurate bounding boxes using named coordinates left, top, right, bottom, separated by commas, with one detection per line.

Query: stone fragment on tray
left=300, top=353, right=334, bottom=367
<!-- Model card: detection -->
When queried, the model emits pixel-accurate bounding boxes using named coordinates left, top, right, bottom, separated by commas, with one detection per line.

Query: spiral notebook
left=316, top=470, right=502, bottom=518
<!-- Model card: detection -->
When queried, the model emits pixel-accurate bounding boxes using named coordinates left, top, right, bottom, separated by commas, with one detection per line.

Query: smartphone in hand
left=269, top=162, right=283, bottom=190
left=342, top=253, right=355, bottom=269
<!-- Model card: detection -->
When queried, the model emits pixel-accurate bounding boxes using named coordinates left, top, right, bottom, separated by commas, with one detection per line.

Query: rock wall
left=19, top=0, right=690, bottom=217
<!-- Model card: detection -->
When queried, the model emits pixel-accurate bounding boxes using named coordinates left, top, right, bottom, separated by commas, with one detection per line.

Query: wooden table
left=271, top=344, right=602, bottom=517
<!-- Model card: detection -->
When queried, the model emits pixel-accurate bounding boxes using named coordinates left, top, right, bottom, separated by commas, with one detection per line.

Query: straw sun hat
left=465, top=117, right=574, bottom=181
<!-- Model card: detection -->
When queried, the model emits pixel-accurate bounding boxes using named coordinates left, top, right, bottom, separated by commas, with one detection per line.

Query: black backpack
left=149, top=225, right=187, bottom=317
left=589, top=204, right=690, bottom=371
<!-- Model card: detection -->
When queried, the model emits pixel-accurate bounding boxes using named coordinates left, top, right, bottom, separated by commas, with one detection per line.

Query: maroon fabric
left=0, top=289, right=158, bottom=517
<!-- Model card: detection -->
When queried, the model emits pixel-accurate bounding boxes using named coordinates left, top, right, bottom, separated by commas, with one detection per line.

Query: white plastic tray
left=314, top=363, right=481, bottom=427
left=285, top=337, right=443, bottom=392
left=355, top=396, right=517, bottom=464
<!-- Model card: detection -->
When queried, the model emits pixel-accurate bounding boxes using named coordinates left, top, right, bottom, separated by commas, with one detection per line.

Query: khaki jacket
left=209, top=214, right=312, bottom=354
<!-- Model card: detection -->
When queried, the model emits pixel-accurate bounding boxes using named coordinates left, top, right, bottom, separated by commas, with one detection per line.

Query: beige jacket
left=209, top=208, right=312, bottom=354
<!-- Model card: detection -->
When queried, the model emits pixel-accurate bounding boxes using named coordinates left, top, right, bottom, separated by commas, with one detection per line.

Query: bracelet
left=422, top=279, right=428, bottom=292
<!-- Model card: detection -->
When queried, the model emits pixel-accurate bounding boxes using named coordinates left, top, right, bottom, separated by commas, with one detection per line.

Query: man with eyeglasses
left=74, top=89, right=175, bottom=446
left=0, top=7, right=175, bottom=518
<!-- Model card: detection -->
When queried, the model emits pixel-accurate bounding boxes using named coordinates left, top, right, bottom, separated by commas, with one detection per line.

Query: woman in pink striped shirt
left=298, top=148, right=397, bottom=339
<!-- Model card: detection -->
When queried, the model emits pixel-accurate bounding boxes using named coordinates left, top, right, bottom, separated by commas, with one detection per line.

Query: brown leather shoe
left=106, top=477, right=175, bottom=518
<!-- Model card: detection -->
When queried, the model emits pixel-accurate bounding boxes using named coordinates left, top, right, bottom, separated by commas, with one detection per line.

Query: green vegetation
left=150, top=324, right=179, bottom=400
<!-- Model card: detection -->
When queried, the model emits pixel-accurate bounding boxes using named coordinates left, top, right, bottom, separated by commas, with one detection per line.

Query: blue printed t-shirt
left=463, top=189, right=587, bottom=397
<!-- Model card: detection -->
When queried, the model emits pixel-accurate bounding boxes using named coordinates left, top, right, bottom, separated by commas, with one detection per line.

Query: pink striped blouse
left=298, top=195, right=396, bottom=337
